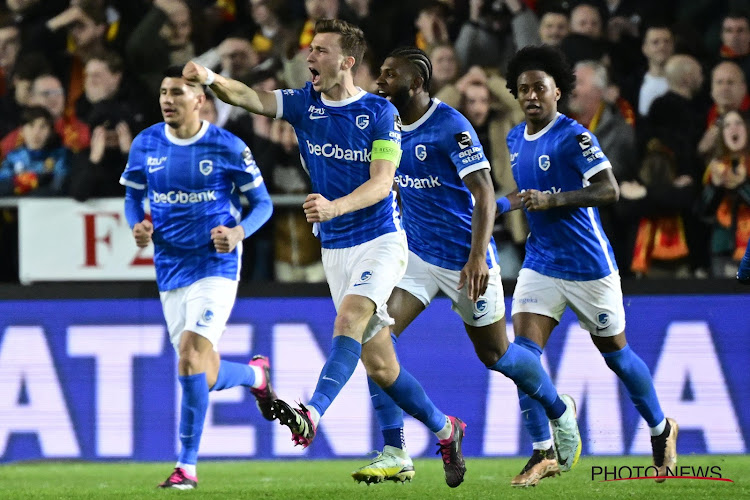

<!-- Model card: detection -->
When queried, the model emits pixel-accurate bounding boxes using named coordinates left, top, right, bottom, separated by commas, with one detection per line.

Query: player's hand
left=519, top=189, right=554, bottom=211
left=303, top=193, right=338, bottom=222
left=458, top=255, right=489, bottom=302
left=183, top=61, right=208, bottom=85
left=133, top=220, right=153, bottom=248
left=211, top=225, right=244, bottom=253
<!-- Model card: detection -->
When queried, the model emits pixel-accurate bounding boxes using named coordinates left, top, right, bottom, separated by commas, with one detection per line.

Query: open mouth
left=162, top=108, right=176, bottom=117
left=310, top=68, right=320, bottom=85
left=526, top=103, right=541, bottom=113
left=376, top=88, right=390, bottom=99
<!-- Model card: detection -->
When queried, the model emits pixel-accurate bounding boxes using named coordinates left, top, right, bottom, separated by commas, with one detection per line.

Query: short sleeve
left=440, top=111, right=490, bottom=178
left=226, top=137, right=265, bottom=192
left=563, top=128, right=612, bottom=181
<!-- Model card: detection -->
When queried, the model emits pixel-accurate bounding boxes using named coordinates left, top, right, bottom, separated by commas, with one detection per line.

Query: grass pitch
left=0, top=454, right=746, bottom=499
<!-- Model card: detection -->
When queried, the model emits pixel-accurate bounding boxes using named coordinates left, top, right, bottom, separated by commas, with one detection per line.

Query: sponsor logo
left=282, top=89, right=295, bottom=95
left=454, top=131, right=473, bottom=149
left=308, top=105, right=327, bottom=120
left=147, top=156, right=167, bottom=166
left=393, top=114, right=402, bottom=132
left=538, top=154, right=551, bottom=171
left=151, top=190, right=217, bottom=204
left=576, top=132, right=592, bottom=150
left=458, top=145, right=483, bottom=164
left=356, top=114, right=370, bottom=129
left=394, top=173, right=442, bottom=189
left=148, top=165, right=165, bottom=173
left=415, top=144, right=427, bottom=161
left=199, top=159, right=213, bottom=176
left=515, top=297, right=538, bottom=305
left=305, top=140, right=371, bottom=162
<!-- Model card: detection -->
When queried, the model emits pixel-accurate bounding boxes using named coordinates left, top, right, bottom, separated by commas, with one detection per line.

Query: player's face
left=307, top=32, right=350, bottom=93
left=375, top=57, right=414, bottom=112
left=159, top=77, right=204, bottom=127
left=516, top=70, right=560, bottom=126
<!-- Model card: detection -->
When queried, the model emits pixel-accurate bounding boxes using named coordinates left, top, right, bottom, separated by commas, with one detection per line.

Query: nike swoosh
left=352, top=282, right=369, bottom=287
left=196, top=321, right=209, bottom=327
left=309, top=114, right=328, bottom=120
left=179, top=434, right=194, bottom=439
left=596, top=325, right=608, bottom=331
left=148, top=166, right=165, bottom=173
left=322, top=376, right=340, bottom=384
left=510, top=163, right=517, bottom=169
left=473, top=311, right=489, bottom=320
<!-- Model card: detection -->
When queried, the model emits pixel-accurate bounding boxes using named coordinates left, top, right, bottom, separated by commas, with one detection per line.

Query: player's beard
left=389, top=86, right=411, bottom=113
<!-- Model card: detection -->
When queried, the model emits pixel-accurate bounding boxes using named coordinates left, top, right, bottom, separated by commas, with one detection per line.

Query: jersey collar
left=401, top=98, right=440, bottom=132
left=164, top=120, right=210, bottom=146
left=321, top=87, right=366, bottom=107
left=523, top=112, right=561, bottom=141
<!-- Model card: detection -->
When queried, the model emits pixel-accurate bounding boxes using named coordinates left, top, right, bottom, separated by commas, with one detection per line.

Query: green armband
left=371, top=139, right=402, bottom=166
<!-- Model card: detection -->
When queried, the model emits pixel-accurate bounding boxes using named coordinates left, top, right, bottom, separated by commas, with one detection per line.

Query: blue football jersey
left=274, top=82, right=402, bottom=249
left=507, top=113, right=617, bottom=280
left=120, top=121, right=266, bottom=291
left=398, top=99, right=498, bottom=271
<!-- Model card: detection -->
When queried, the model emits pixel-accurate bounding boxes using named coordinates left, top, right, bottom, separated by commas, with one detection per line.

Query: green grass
left=0, top=455, right=747, bottom=499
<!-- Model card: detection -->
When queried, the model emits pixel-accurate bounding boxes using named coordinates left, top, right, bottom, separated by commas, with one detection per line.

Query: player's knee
left=476, top=346, right=502, bottom=367
left=363, top=357, right=398, bottom=387
left=333, top=309, right=369, bottom=337
left=177, top=347, right=204, bottom=374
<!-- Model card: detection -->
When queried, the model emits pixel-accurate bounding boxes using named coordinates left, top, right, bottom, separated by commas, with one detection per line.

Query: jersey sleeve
left=371, top=100, right=402, bottom=145
left=563, top=126, right=612, bottom=181
left=225, top=137, right=266, bottom=193
left=441, top=111, right=490, bottom=178
left=273, top=83, right=310, bottom=125
left=119, top=135, right=147, bottom=190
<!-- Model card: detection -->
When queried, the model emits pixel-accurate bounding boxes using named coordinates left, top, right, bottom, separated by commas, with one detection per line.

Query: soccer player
left=350, top=47, right=581, bottom=486
left=738, top=240, right=750, bottom=283
left=119, top=66, right=276, bottom=490
left=183, top=20, right=470, bottom=487
left=496, top=45, right=679, bottom=486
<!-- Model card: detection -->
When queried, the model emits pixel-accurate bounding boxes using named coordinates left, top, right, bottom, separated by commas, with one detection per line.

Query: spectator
left=453, top=0, right=539, bottom=74
left=719, top=10, right=750, bottom=84
left=538, top=7, right=569, bottom=46
left=414, top=0, right=450, bottom=54
left=623, top=25, right=673, bottom=118
left=247, top=0, right=294, bottom=62
left=427, top=43, right=460, bottom=95
left=569, top=2, right=603, bottom=39
left=699, top=61, right=750, bottom=157
left=0, top=106, right=70, bottom=196
left=698, top=110, right=750, bottom=278
left=0, top=17, right=21, bottom=98
left=1, top=73, right=90, bottom=158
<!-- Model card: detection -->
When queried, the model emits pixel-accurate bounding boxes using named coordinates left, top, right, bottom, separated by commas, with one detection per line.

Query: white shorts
left=511, top=268, right=625, bottom=337
left=397, top=250, right=505, bottom=327
left=322, top=231, right=408, bottom=343
left=159, top=276, right=238, bottom=352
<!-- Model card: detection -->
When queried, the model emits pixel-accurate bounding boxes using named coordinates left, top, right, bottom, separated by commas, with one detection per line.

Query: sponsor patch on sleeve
left=454, top=131, right=473, bottom=149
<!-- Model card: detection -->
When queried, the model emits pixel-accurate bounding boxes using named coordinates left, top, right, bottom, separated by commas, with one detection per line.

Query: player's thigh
left=435, top=265, right=505, bottom=327
left=160, top=286, right=190, bottom=353
left=561, top=271, right=625, bottom=339
left=181, top=277, right=238, bottom=352
left=511, top=268, right=566, bottom=347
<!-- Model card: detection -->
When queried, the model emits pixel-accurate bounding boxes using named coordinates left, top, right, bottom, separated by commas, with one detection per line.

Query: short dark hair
left=87, top=49, right=124, bottom=74
left=314, top=19, right=366, bottom=72
left=21, top=105, right=54, bottom=127
left=505, top=45, right=576, bottom=100
left=388, top=46, right=433, bottom=91
left=724, top=9, right=750, bottom=26
left=163, top=64, right=205, bottom=92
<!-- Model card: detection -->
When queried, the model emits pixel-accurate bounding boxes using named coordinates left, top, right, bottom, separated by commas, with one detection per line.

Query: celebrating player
left=350, top=47, right=580, bottom=487
left=119, top=66, right=276, bottom=490
left=183, top=20, right=470, bottom=487
left=496, top=45, right=678, bottom=486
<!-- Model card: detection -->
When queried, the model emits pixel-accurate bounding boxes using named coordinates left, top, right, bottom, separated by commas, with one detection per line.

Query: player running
left=183, top=20, right=471, bottom=487
left=349, top=46, right=580, bottom=487
left=120, top=66, right=276, bottom=489
left=495, top=45, right=679, bottom=486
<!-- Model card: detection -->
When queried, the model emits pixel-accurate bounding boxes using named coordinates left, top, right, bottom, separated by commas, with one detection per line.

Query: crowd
left=0, top=0, right=749, bottom=282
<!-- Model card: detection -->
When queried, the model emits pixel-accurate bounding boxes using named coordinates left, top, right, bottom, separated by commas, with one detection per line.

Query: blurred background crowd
left=0, top=0, right=749, bottom=283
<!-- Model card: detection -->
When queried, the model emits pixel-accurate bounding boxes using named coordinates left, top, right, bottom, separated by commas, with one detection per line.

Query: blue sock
left=368, top=334, right=405, bottom=449
left=177, top=373, right=209, bottom=465
left=490, top=339, right=566, bottom=420
left=383, top=367, right=446, bottom=434
left=308, top=335, right=362, bottom=418
left=512, top=337, right=552, bottom=444
left=602, top=344, right=664, bottom=427
left=210, top=360, right=255, bottom=392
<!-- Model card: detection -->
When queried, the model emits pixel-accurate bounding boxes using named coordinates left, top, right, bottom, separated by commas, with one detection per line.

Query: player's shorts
left=159, top=276, right=238, bottom=352
left=397, top=250, right=505, bottom=327
left=322, top=231, right=408, bottom=344
left=511, top=268, right=625, bottom=337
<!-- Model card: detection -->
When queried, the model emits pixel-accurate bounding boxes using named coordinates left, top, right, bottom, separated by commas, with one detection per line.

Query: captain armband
left=371, top=140, right=402, bottom=167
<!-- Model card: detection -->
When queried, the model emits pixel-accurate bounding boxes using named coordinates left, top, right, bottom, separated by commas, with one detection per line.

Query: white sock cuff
left=532, top=439, right=553, bottom=450
left=650, top=418, right=667, bottom=436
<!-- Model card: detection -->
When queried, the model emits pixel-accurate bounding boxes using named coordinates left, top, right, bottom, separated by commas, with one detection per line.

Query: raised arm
left=182, top=61, right=278, bottom=117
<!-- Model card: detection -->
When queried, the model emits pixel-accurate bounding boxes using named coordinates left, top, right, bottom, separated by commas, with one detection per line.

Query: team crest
left=415, top=144, right=427, bottom=161
left=596, top=311, right=610, bottom=328
left=359, top=270, right=372, bottom=282
left=202, top=309, right=214, bottom=323
left=538, top=155, right=550, bottom=171
left=356, top=114, right=370, bottom=130
left=199, top=159, right=213, bottom=175
left=473, top=298, right=488, bottom=315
